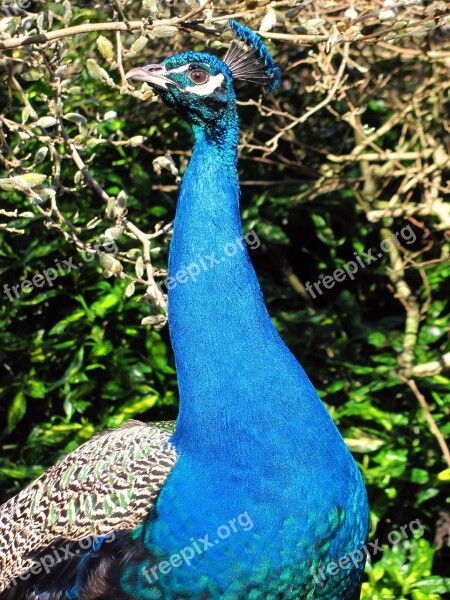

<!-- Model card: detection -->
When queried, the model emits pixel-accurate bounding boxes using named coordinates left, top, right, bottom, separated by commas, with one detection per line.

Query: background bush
left=0, top=1, right=449, bottom=597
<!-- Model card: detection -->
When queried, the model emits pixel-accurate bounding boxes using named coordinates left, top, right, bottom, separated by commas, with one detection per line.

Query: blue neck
left=169, top=111, right=323, bottom=459
left=123, top=106, right=368, bottom=599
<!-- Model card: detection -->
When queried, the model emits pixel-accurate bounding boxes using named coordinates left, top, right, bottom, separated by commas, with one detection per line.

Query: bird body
left=0, top=21, right=369, bottom=600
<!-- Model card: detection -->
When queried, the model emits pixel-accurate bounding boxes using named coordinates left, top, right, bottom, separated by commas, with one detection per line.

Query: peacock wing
left=0, top=420, right=177, bottom=592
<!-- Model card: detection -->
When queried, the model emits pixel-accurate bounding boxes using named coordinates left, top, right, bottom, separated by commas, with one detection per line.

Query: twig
left=0, top=21, right=153, bottom=51
left=122, top=218, right=166, bottom=313
left=380, top=226, right=421, bottom=371
left=367, top=200, right=450, bottom=230
left=11, top=75, right=38, bottom=120
left=327, top=150, right=435, bottom=163
left=398, top=375, right=450, bottom=468
left=0, top=0, right=217, bottom=52
left=58, top=118, right=167, bottom=313
left=115, top=31, right=128, bottom=88
left=405, top=352, right=450, bottom=379
left=180, top=0, right=214, bottom=23
left=265, top=44, right=349, bottom=153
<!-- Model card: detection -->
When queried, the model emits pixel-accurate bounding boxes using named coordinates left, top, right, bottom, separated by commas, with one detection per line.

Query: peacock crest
left=224, top=20, right=281, bottom=93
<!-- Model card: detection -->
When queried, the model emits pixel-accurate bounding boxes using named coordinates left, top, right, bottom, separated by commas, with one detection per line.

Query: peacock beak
left=125, top=64, right=178, bottom=90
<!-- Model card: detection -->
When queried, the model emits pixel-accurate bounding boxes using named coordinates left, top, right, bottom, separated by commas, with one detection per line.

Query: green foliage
left=362, top=537, right=450, bottom=599
left=0, top=1, right=449, bottom=596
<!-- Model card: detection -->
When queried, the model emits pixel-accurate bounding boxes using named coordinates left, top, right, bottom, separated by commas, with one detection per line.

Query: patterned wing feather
left=0, top=420, right=177, bottom=592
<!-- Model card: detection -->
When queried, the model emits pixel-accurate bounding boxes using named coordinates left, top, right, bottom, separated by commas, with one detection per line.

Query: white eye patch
left=185, top=73, right=225, bottom=96
left=168, top=64, right=191, bottom=74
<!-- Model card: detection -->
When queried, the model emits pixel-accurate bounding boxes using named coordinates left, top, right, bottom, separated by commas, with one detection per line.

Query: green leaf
left=7, top=390, right=27, bottom=433
left=437, top=468, right=450, bottom=481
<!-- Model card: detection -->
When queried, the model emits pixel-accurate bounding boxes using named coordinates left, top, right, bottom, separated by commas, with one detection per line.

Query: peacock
left=0, top=21, right=369, bottom=600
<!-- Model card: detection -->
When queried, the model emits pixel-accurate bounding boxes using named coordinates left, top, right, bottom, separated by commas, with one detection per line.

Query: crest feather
left=224, top=20, right=281, bottom=93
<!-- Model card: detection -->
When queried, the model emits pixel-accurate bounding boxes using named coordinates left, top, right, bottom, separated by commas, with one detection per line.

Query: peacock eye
left=188, top=69, right=209, bottom=85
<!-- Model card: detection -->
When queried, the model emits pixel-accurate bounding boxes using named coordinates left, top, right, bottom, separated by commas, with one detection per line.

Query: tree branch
left=405, top=352, right=450, bottom=379
left=399, top=375, right=450, bottom=468
left=0, top=20, right=155, bottom=51
left=0, top=0, right=216, bottom=52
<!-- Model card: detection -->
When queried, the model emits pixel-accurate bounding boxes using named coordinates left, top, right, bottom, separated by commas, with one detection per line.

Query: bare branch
left=399, top=376, right=450, bottom=469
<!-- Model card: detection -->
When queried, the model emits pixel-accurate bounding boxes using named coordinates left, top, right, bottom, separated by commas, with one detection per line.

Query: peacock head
left=126, top=52, right=235, bottom=128
left=126, top=20, right=280, bottom=130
